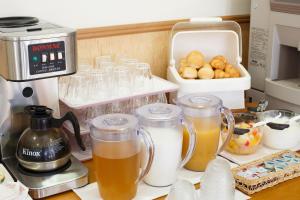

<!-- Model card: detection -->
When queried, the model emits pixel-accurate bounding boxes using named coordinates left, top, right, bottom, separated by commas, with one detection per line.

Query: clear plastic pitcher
left=136, top=103, right=196, bottom=187
left=90, top=113, right=154, bottom=200
left=177, top=94, right=234, bottom=171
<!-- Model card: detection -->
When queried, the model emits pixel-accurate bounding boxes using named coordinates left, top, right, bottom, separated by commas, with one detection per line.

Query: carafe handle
left=218, top=107, right=234, bottom=153
left=137, top=127, right=154, bottom=182
left=52, top=112, right=86, bottom=151
left=180, top=120, right=196, bottom=168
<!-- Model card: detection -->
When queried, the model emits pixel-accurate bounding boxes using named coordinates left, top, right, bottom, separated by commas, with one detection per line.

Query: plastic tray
left=60, top=76, right=178, bottom=109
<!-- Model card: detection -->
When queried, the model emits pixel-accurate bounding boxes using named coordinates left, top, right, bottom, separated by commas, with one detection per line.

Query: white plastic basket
left=167, top=18, right=251, bottom=109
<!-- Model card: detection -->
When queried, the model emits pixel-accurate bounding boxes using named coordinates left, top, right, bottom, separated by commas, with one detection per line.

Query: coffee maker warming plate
left=3, top=156, right=88, bottom=199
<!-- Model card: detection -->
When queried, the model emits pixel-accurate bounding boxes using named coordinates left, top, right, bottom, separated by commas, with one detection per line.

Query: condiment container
left=136, top=103, right=196, bottom=187
left=257, top=110, right=300, bottom=149
left=223, top=113, right=263, bottom=155
left=167, top=18, right=250, bottom=109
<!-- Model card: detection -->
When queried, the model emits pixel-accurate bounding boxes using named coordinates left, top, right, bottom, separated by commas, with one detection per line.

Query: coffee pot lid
left=136, top=103, right=182, bottom=122
left=25, top=105, right=53, bottom=130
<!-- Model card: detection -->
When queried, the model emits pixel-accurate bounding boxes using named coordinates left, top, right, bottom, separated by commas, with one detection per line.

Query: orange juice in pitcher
left=178, top=94, right=234, bottom=171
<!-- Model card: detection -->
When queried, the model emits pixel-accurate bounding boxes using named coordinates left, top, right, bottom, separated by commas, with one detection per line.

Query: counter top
left=45, top=103, right=300, bottom=199
left=44, top=159, right=300, bottom=200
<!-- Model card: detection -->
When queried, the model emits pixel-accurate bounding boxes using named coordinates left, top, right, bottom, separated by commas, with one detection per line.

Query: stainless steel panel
left=17, top=153, right=71, bottom=172
left=3, top=156, right=88, bottom=199
left=0, top=32, right=77, bottom=81
left=0, top=76, right=60, bottom=160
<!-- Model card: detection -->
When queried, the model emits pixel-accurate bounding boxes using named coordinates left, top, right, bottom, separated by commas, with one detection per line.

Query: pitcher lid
left=177, top=94, right=222, bottom=109
left=91, top=113, right=138, bottom=133
left=136, top=103, right=182, bottom=122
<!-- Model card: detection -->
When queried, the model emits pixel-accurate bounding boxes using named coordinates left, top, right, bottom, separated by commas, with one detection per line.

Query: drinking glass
left=120, top=58, right=138, bottom=90
left=90, top=114, right=154, bottom=200
left=65, top=75, right=89, bottom=104
left=58, top=76, right=70, bottom=99
left=177, top=94, right=234, bottom=171
left=135, top=63, right=153, bottom=91
left=113, top=66, right=132, bottom=97
left=88, top=71, right=109, bottom=100
left=95, top=55, right=114, bottom=72
left=200, top=158, right=235, bottom=200
left=167, top=179, right=198, bottom=200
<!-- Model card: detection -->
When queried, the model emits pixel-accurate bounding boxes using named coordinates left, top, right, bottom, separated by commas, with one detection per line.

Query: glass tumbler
left=90, top=114, right=154, bottom=200
left=113, top=66, right=132, bottom=97
left=135, top=63, right=153, bottom=91
left=136, top=103, right=196, bottom=187
left=177, top=94, right=234, bottom=171
left=88, top=71, right=110, bottom=100
left=200, top=158, right=235, bottom=200
left=65, top=75, right=89, bottom=104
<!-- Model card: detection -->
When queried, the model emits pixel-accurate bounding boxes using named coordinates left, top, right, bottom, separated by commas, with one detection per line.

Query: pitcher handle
left=218, top=107, right=234, bottom=153
left=180, top=120, right=196, bottom=168
left=138, top=127, right=155, bottom=182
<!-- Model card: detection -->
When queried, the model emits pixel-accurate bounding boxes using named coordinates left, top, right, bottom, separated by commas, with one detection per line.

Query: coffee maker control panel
left=28, top=41, right=66, bottom=75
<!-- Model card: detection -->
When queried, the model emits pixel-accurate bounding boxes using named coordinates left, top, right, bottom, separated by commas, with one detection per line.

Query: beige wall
left=77, top=16, right=250, bottom=78
left=0, top=0, right=250, bottom=28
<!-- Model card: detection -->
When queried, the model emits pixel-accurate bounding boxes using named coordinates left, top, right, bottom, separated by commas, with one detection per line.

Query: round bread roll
left=213, top=55, right=227, bottom=64
left=214, top=69, right=225, bottom=79
left=225, top=63, right=233, bottom=73
left=224, top=72, right=231, bottom=78
left=210, top=58, right=226, bottom=70
left=181, top=66, right=198, bottom=79
left=179, top=58, right=188, bottom=74
left=186, top=50, right=205, bottom=68
left=198, top=66, right=214, bottom=79
left=202, top=63, right=212, bottom=69
left=228, top=67, right=240, bottom=78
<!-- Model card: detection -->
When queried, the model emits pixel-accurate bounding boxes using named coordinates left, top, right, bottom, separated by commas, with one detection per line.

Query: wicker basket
left=232, top=150, right=300, bottom=195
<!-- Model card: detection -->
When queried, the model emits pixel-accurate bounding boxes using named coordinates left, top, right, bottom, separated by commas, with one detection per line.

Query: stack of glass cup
left=59, top=55, right=154, bottom=104
left=60, top=94, right=168, bottom=132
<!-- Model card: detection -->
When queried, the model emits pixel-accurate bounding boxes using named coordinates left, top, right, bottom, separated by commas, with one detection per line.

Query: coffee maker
left=0, top=17, right=88, bottom=198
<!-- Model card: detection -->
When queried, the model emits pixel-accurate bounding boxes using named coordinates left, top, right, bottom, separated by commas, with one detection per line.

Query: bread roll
left=225, top=63, right=233, bottom=73
left=224, top=72, right=231, bottom=78
left=210, top=58, right=226, bottom=70
left=181, top=67, right=198, bottom=79
left=213, top=55, right=227, bottom=64
left=228, top=67, right=240, bottom=78
left=186, top=50, right=204, bottom=69
left=198, top=66, right=214, bottom=79
left=214, top=69, right=225, bottom=79
left=203, top=63, right=212, bottom=69
left=179, top=58, right=188, bottom=74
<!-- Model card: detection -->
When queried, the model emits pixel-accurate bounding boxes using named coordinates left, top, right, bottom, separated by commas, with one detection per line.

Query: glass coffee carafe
left=90, top=113, right=154, bottom=200
left=177, top=94, right=234, bottom=171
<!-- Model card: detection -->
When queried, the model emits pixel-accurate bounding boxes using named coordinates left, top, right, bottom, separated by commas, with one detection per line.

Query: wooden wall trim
left=77, top=15, right=250, bottom=40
